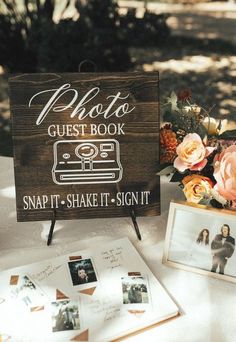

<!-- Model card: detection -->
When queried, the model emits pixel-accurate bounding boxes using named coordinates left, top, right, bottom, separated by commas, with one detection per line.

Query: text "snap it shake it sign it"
left=9, top=73, right=160, bottom=222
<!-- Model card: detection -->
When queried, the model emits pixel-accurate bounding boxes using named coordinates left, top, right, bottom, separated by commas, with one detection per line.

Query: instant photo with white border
left=67, top=257, right=98, bottom=290
left=51, top=299, right=81, bottom=333
left=9, top=274, right=48, bottom=311
left=121, top=275, right=151, bottom=310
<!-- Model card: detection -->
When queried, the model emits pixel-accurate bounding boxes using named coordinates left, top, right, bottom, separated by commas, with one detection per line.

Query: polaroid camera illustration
left=52, top=139, right=123, bottom=185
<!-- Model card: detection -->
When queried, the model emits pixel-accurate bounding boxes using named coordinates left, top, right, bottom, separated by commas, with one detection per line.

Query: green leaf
left=163, top=110, right=174, bottom=122
left=157, top=165, right=176, bottom=176
left=217, top=119, right=222, bottom=132
left=198, top=198, right=211, bottom=206
left=196, top=123, right=207, bottom=139
left=166, top=91, right=178, bottom=112
left=210, top=199, right=224, bottom=209
left=219, top=130, right=236, bottom=139
left=170, top=171, right=186, bottom=183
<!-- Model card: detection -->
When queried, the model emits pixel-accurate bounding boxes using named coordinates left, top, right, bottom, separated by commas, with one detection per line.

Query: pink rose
left=213, top=145, right=236, bottom=202
left=174, top=133, right=215, bottom=172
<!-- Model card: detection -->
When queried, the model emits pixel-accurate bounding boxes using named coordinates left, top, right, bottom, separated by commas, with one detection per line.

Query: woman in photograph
left=77, top=268, right=89, bottom=284
left=196, top=229, right=210, bottom=246
left=187, top=228, right=211, bottom=270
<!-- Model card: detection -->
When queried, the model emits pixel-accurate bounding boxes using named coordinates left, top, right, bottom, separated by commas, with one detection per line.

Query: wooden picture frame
left=163, top=201, right=236, bottom=283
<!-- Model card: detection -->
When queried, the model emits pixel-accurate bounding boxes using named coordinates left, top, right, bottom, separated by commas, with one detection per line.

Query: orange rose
left=182, top=174, right=214, bottom=203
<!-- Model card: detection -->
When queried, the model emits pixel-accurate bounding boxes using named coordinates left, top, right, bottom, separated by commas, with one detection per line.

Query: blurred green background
left=0, top=0, right=236, bottom=157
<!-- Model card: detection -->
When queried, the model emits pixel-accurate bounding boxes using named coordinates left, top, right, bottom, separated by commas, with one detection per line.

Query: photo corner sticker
left=69, top=256, right=82, bottom=261
left=56, top=289, right=69, bottom=301
left=9, top=275, right=19, bottom=285
left=70, top=328, right=89, bottom=341
left=128, top=310, right=146, bottom=317
left=79, top=287, right=96, bottom=296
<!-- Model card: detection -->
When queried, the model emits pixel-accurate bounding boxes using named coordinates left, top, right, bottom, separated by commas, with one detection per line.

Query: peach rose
left=183, top=174, right=214, bottom=203
left=213, top=145, right=236, bottom=202
left=174, top=133, right=215, bottom=172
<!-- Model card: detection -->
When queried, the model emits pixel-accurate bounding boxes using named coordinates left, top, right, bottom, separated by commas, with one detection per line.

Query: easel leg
left=130, top=206, right=142, bottom=241
left=47, top=210, right=56, bottom=246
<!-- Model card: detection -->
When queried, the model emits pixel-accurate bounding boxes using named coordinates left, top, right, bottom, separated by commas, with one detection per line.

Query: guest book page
left=0, top=238, right=178, bottom=341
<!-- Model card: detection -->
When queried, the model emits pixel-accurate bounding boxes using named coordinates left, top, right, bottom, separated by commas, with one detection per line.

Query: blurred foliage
left=0, top=0, right=130, bottom=72
left=0, top=0, right=170, bottom=156
left=0, top=0, right=170, bottom=73
left=120, top=9, right=170, bottom=47
left=0, top=116, right=12, bottom=156
left=163, top=91, right=207, bottom=139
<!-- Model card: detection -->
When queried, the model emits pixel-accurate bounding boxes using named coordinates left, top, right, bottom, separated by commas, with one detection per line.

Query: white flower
left=210, top=188, right=227, bottom=206
left=202, top=117, right=227, bottom=135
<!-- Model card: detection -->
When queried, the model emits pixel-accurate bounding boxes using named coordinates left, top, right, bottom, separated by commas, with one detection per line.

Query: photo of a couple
left=168, top=206, right=236, bottom=279
left=196, top=225, right=235, bottom=275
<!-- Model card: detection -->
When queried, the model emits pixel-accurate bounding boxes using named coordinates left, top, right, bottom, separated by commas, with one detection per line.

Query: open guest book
left=0, top=238, right=179, bottom=341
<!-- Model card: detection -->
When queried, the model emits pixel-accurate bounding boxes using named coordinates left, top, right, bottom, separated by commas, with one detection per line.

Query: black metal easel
left=130, top=206, right=142, bottom=241
left=47, top=207, right=142, bottom=245
left=46, top=60, right=142, bottom=245
left=47, top=210, right=56, bottom=246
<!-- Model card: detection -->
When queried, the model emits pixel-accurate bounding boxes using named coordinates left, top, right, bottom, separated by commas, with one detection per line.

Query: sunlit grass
left=143, top=55, right=235, bottom=73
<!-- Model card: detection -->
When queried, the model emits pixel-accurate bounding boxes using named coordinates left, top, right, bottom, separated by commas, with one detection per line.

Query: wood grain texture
left=9, top=72, right=160, bottom=222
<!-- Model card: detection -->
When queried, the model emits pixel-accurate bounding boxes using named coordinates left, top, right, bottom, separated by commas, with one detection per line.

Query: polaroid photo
left=163, top=201, right=236, bottom=283
left=121, top=276, right=151, bottom=309
left=9, top=274, right=47, bottom=311
left=51, top=300, right=80, bottom=332
left=68, top=258, right=98, bottom=288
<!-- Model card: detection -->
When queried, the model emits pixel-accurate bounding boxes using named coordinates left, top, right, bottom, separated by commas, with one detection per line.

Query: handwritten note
left=87, top=296, right=122, bottom=322
left=31, top=263, right=62, bottom=282
left=101, top=247, right=124, bottom=270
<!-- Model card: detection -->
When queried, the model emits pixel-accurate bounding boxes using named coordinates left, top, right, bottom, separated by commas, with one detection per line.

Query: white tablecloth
left=0, top=156, right=235, bottom=342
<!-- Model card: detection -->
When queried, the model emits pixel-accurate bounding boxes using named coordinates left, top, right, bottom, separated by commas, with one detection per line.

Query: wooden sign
left=9, top=73, right=160, bottom=222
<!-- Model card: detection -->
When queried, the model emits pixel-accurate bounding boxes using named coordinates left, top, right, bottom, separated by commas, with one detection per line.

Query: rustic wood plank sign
left=9, top=73, right=160, bottom=222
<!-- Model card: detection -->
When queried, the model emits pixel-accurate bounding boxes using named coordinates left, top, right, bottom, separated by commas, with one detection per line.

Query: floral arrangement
left=159, top=89, right=236, bottom=210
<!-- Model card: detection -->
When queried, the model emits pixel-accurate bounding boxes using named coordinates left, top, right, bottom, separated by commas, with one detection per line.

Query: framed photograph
left=121, top=275, right=150, bottom=308
left=51, top=300, right=80, bottom=332
left=163, top=201, right=236, bottom=283
left=68, top=258, right=98, bottom=287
